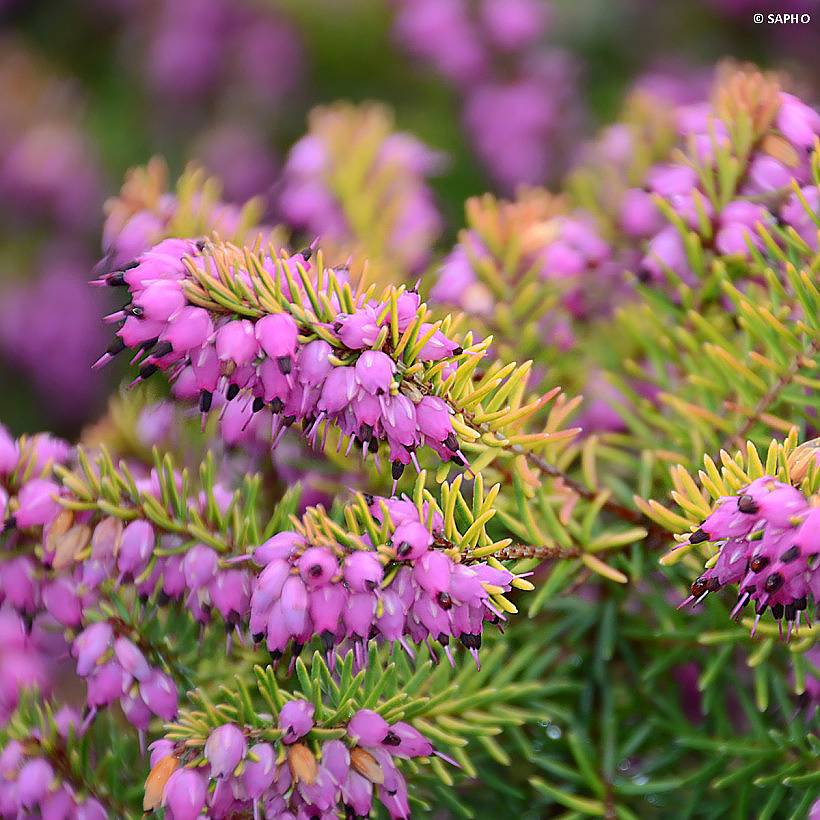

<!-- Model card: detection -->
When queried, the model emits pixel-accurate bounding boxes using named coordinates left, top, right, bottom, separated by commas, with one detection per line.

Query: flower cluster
left=617, top=70, right=820, bottom=284
left=249, top=493, right=516, bottom=669
left=0, top=605, right=64, bottom=727
left=391, top=0, right=581, bottom=190
left=0, top=422, right=256, bottom=738
left=98, top=0, right=302, bottom=112
left=145, top=705, right=440, bottom=820
left=428, top=189, right=649, bottom=433
left=0, top=736, right=107, bottom=820
left=0, top=429, right=79, bottom=725
left=71, top=622, right=178, bottom=733
left=279, top=102, right=444, bottom=272
left=99, top=159, right=280, bottom=274
left=431, top=189, right=628, bottom=341
left=679, top=475, right=820, bottom=638
left=94, top=238, right=469, bottom=482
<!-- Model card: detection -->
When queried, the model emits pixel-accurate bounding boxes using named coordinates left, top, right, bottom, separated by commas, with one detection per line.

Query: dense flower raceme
left=391, top=0, right=582, bottom=191
left=247, top=493, right=519, bottom=669
left=443, top=68, right=820, bottom=327
left=279, top=102, right=444, bottom=273
left=0, top=423, right=261, bottom=736
left=677, top=475, right=820, bottom=637
left=94, top=238, right=470, bottom=485
left=430, top=189, right=629, bottom=341
left=428, top=189, right=651, bottom=433
left=579, top=68, right=820, bottom=286
left=144, top=706, right=442, bottom=820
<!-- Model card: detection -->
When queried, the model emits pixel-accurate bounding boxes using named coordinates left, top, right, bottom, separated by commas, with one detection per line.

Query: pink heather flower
left=308, top=583, right=348, bottom=642
left=76, top=797, right=107, bottom=820
left=343, top=551, right=384, bottom=592
left=392, top=521, right=432, bottom=560
left=775, top=92, right=820, bottom=154
left=379, top=769, right=410, bottom=819
left=619, top=188, right=664, bottom=238
left=216, top=319, right=258, bottom=366
left=430, top=244, right=494, bottom=316
left=139, top=669, right=178, bottom=720
left=393, top=0, right=486, bottom=89
left=782, top=186, right=820, bottom=249
left=17, top=758, right=54, bottom=808
left=333, top=307, right=381, bottom=349
left=0, top=424, right=19, bottom=475
left=384, top=721, right=433, bottom=758
left=162, top=768, right=207, bottom=820
left=15, top=479, right=61, bottom=528
left=205, top=723, right=248, bottom=778
left=149, top=740, right=175, bottom=769
left=183, top=544, right=220, bottom=590
left=415, top=396, right=456, bottom=448
left=41, top=785, right=75, bottom=819
left=256, top=313, right=299, bottom=372
left=113, top=637, right=151, bottom=682
left=242, top=742, right=277, bottom=798
left=344, top=592, right=377, bottom=641
left=0, top=556, right=38, bottom=613
left=86, top=661, right=128, bottom=707
left=746, top=155, right=794, bottom=194
left=248, top=491, right=515, bottom=666
left=280, top=576, right=310, bottom=637
left=117, top=520, right=154, bottom=578
left=479, top=0, right=549, bottom=51
left=414, top=324, right=462, bottom=360
left=355, top=351, right=395, bottom=395
left=98, top=240, right=472, bottom=474
left=41, top=577, right=83, bottom=628
left=639, top=225, right=691, bottom=284
left=134, top=279, right=186, bottom=322
left=647, top=163, right=699, bottom=197
left=208, top=569, right=251, bottom=626
left=347, top=710, right=390, bottom=746
left=680, top=477, right=818, bottom=635
left=714, top=200, right=771, bottom=256
left=298, top=547, right=339, bottom=588
left=193, top=123, right=279, bottom=205
left=317, top=366, right=358, bottom=416
left=320, top=739, right=350, bottom=786
left=162, top=306, right=213, bottom=352
left=342, top=769, right=373, bottom=817
left=296, top=339, right=333, bottom=387
left=72, top=622, right=113, bottom=677
left=121, top=690, right=152, bottom=730
left=279, top=700, right=315, bottom=743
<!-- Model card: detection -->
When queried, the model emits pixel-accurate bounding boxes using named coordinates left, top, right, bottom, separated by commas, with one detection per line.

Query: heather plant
left=7, top=12, right=820, bottom=820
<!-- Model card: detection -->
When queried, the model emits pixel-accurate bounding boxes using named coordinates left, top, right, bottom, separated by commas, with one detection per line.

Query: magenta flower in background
left=279, top=103, right=445, bottom=272
left=111, top=0, right=303, bottom=115
left=191, top=123, right=279, bottom=206
left=463, top=52, right=581, bottom=191
left=0, top=248, right=107, bottom=424
left=391, top=0, right=583, bottom=191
